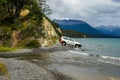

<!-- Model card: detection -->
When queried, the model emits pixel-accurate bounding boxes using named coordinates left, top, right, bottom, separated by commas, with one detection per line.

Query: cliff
left=0, top=0, right=62, bottom=48
left=37, top=17, right=62, bottom=47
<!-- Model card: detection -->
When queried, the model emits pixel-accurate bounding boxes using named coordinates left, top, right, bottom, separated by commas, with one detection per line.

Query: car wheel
left=75, top=44, right=80, bottom=48
left=62, top=41, right=66, bottom=46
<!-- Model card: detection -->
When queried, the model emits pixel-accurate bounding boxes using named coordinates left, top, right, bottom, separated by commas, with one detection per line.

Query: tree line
left=0, top=0, right=50, bottom=20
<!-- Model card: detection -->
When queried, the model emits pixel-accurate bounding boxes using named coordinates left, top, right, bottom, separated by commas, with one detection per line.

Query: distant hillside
left=54, top=19, right=111, bottom=38
left=61, top=29, right=89, bottom=38
left=96, top=26, right=120, bottom=37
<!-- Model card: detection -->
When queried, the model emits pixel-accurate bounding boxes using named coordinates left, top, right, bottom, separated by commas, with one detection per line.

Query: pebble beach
left=0, top=45, right=120, bottom=80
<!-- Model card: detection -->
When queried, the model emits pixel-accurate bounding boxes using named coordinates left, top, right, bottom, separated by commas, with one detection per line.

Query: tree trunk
left=11, top=30, right=20, bottom=47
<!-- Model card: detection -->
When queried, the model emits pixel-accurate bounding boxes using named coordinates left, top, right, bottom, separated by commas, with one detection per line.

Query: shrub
left=25, top=39, right=40, bottom=48
left=0, top=61, right=8, bottom=76
left=2, top=40, right=11, bottom=47
left=51, top=36, right=57, bottom=44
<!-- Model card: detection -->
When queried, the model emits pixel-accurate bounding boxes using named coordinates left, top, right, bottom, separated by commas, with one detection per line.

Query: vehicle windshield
left=63, top=36, right=75, bottom=42
left=70, top=39, right=75, bottom=42
left=63, top=36, right=70, bottom=39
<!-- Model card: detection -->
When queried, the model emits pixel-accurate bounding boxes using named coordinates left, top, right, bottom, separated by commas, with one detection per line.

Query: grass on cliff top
left=0, top=46, right=20, bottom=52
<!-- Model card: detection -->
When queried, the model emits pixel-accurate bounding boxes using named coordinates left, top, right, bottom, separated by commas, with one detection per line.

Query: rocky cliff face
left=20, top=9, right=62, bottom=47
left=0, top=9, right=62, bottom=47
left=38, top=17, right=62, bottom=47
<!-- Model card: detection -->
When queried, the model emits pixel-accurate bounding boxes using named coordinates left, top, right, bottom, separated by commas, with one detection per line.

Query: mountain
left=54, top=19, right=110, bottom=38
left=96, top=26, right=120, bottom=37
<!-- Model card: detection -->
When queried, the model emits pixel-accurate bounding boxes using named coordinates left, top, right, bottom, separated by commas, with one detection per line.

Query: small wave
left=97, top=44, right=104, bottom=47
left=97, top=59, right=120, bottom=66
left=68, top=50, right=89, bottom=56
left=101, top=56, right=120, bottom=61
left=98, top=56, right=120, bottom=66
left=67, top=50, right=120, bottom=66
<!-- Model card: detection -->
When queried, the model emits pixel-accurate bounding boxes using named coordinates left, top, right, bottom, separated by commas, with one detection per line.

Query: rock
left=0, top=58, right=55, bottom=80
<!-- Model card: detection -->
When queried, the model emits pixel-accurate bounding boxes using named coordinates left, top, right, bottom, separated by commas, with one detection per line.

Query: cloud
left=112, top=0, right=120, bottom=2
left=46, top=0, right=120, bottom=27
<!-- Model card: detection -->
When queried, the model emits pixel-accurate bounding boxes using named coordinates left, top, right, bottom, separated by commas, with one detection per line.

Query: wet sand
left=0, top=45, right=120, bottom=80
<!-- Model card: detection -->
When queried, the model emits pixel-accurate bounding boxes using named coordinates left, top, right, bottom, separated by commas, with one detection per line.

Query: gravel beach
left=0, top=45, right=120, bottom=80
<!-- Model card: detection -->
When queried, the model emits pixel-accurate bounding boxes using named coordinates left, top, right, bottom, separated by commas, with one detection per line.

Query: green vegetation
left=61, top=29, right=89, bottom=38
left=25, top=40, right=40, bottom=48
left=0, top=0, right=44, bottom=48
left=0, top=0, right=7, bottom=21
left=0, top=46, right=18, bottom=52
left=0, top=0, right=59, bottom=49
left=0, top=61, right=8, bottom=76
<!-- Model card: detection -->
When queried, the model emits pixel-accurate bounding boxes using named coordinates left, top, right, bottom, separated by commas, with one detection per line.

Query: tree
left=1, top=0, right=50, bottom=19
left=0, top=0, right=52, bottom=47
left=7, top=0, right=27, bottom=17
left=38, top=0, right=52, bottom=15
left=0, top=0, right=7, bottom=21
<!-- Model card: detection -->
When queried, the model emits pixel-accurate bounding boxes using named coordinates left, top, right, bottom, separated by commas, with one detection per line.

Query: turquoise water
left=75, top=38, right=120, bottom=57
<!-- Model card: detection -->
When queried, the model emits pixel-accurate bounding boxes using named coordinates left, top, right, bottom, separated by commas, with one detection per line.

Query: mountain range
left=96, top=26, right=120, bottom=37
left=54, top=19, right=113, bottom=38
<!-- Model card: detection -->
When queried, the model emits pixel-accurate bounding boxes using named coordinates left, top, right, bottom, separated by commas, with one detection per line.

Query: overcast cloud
left=46, top=0, right=120, bottom=27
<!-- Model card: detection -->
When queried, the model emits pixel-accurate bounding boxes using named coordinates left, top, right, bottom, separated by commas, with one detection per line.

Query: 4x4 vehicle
left=60, top=36, right=82, bottom=48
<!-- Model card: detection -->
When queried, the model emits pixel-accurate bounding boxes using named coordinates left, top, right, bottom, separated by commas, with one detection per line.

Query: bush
left=25, top=40, right=40, bottom=48
left=2, top=39, right=11, bottom=47
left=0, top=61, right=8, bottom=76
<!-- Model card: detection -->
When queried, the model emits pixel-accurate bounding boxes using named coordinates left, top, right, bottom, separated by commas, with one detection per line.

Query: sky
left=46, top=0, right=120, bottom=27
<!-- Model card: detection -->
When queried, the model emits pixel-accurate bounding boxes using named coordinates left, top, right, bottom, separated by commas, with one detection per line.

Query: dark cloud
left=46, top=0, right=120, bottom=27
left=112, top=0, right=120, bottom=2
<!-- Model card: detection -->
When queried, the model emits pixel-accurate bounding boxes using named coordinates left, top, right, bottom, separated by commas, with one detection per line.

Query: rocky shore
left=0, top=45, right=120, bottom=80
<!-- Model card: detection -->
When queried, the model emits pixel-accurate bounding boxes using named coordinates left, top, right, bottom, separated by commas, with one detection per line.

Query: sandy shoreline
left=0, top=45, right=120, bottom=80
